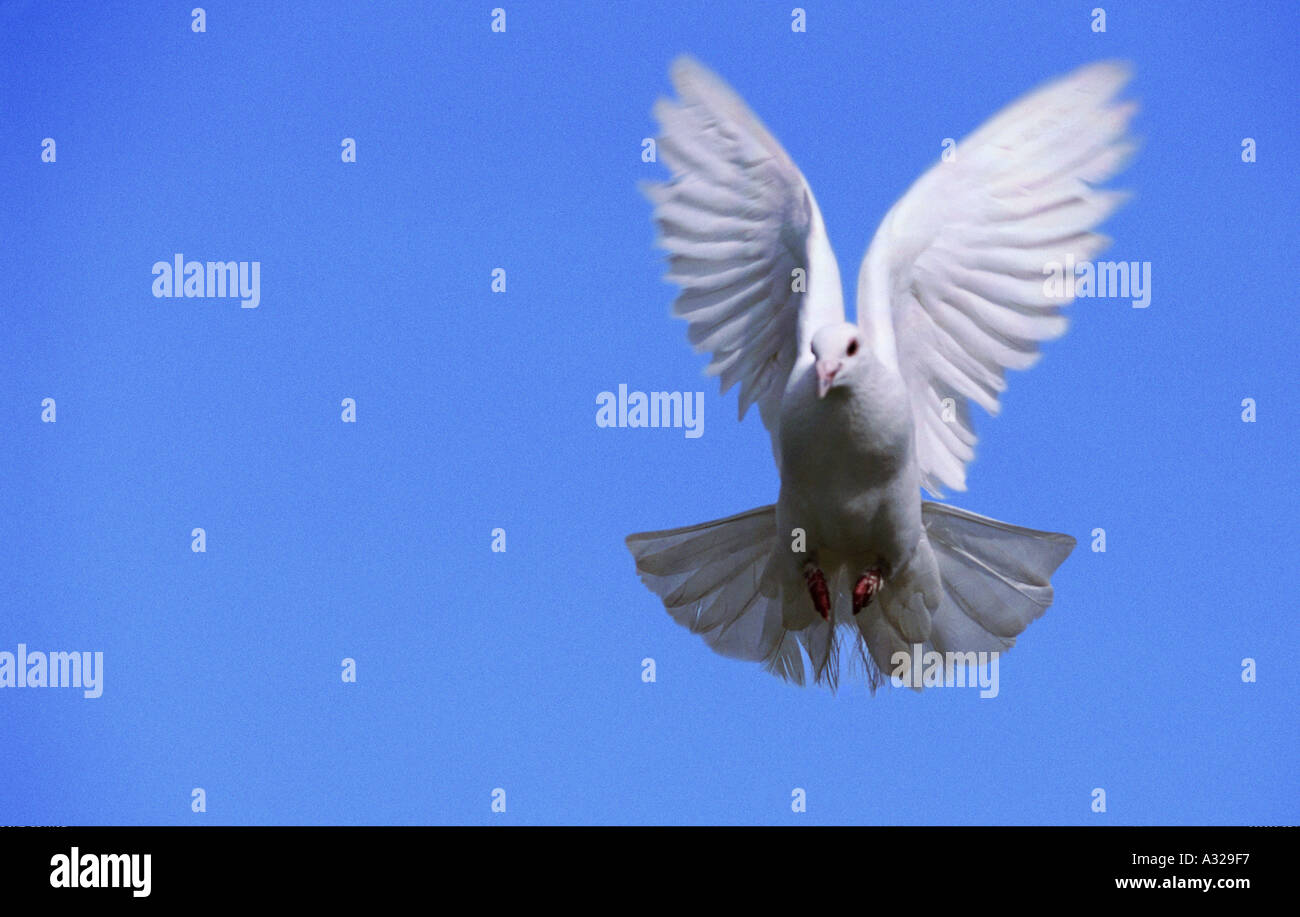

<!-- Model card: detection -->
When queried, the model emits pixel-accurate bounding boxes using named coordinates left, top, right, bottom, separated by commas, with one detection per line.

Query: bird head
left=810, top=323, right=864, bottom=399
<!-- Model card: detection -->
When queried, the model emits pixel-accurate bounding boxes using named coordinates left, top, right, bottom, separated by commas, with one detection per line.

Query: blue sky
left=1, top=0, right=1296, bottom=825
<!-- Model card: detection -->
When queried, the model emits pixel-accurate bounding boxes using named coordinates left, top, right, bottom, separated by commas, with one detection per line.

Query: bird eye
left=847, top=339, right=858, bottom=356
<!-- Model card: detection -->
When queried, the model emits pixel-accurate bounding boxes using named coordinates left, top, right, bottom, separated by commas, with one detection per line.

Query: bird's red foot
left=852, top=569, right=884, bottom=615
left=803, top=563, right=832, bottom=621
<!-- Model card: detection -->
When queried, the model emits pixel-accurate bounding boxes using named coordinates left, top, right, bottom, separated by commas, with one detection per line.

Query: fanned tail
left=921, top=502, right=1076, bottom=655
left=625, top=506, right=806, bottom=684
left=853, top=502, right=1076, bottom=690
left=627, top=502, right=1075, bottom=692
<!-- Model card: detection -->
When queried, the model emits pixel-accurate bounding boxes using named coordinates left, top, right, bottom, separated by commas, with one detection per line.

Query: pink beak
left=816, top=359, right=842, bottom=399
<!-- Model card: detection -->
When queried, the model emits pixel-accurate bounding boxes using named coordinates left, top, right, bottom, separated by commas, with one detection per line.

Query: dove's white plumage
left=627, top=58, right=1135, bottom=690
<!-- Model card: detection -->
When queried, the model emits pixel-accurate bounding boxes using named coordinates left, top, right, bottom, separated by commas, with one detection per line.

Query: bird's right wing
left=645, top=57, right=844, bottom=457
left=855, top=62, right=1137, bottom=496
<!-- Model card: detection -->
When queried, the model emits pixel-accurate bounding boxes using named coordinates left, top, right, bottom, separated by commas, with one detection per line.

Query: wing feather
left=856, top=61, right=1138, bottom=496
left=646, top=57, right=844, bottom=451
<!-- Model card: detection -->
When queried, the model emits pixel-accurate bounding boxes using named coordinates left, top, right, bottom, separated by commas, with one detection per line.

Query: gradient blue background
left=1, top=0, right=1295, bottom=825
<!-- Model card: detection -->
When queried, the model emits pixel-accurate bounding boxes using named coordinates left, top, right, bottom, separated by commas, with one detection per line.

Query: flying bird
left=626, top=58, right=1137, bottom=690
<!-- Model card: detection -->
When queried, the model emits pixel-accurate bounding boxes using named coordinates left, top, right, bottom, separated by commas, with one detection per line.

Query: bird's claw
left=852, top=569, right=884, bottom=615
left=803, top=562, right=832, bottom=622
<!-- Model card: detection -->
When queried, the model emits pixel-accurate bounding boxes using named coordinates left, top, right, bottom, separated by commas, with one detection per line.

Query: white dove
left=626, top=57, right=1137, bottom=690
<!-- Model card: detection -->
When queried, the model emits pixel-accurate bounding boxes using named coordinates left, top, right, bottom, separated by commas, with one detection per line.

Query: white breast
left=777, top=358, right=921, bottom=565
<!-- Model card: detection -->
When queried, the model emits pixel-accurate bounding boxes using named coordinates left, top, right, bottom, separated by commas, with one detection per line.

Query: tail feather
left=627, top=501, right=1076, bottom=692
left=921, top=502, right=1076, bottom=655
left=626, top=506, right=805, bottom=683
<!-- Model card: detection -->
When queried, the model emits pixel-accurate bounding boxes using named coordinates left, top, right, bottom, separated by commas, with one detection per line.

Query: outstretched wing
left=645, top=57, right=844, bottom=455
left=856, top=61, right=1137, bottom=496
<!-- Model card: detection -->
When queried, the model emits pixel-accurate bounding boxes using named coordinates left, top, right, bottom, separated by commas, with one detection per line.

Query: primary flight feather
left=627, top=58, right=1136, bottom=690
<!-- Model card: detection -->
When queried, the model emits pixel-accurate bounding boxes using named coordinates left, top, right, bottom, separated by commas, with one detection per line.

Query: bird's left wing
left=645, top=57, right=844, bottom=456
left=856, top=61, right=1137, bottom=496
